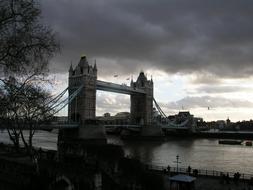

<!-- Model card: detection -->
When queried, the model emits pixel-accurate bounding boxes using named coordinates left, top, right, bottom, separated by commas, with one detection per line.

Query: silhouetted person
left=249, top=177, right=253, bottom=186
left=193, top=169, right=198, bottom=177
left=233, top=172, right=241, bottom=185
left=167, top=165, right=171, bottom=173
left=187, top=166, right=192, bottom=175
left=220, top=172, right=224, bottom=184
left=226, top=173, right=230, bottom=184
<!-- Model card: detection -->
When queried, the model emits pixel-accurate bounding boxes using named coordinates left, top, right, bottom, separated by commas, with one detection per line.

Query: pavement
left=164, top=175, right=253, bottom=190
left=195, top=176, right=251, bottom=190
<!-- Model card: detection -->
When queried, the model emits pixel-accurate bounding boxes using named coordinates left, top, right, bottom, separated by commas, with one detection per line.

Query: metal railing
left=145, top=164, right=253, bottom=180
left=96, top=80, right=146, bottom=95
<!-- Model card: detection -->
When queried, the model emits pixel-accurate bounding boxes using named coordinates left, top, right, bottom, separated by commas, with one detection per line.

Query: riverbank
left=195, top=131, right=253, bottom=140
left=110, top=127, right=253, bottom=141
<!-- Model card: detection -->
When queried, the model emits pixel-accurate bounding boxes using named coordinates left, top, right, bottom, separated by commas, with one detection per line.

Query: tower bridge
left=28, top=56, right=192, bottom=131
left=68, top=55, right=153, bottom=125
left=0, top=56, right=193, bottom=135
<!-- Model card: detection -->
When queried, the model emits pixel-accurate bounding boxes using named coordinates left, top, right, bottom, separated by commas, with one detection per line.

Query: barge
left=218, top=140, right=242, bottom=145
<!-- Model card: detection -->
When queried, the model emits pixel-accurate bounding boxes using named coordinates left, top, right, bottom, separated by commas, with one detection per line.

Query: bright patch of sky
left=50, top=69, right=253, bottom=122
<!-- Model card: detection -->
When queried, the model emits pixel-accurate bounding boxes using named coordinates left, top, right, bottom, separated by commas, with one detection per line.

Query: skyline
left=41, top=0, right=253, bottom=121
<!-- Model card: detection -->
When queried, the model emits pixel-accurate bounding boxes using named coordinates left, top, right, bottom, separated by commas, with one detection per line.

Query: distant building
left=52, top=116, right=68, bottom=123
left=226, top=117, right=231, bottom=126
left=153, top=108, right=159, bottom=118
left=97, top=112, right=131, bottom=125
left=216, top=120, right=226, bottom=129
left=169, top=111, right=194, bottom=127
left=103, top=113, right=111, bottom=117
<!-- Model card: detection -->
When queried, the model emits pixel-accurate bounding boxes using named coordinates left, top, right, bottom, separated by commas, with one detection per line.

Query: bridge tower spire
left=130, top=71, right=153, bottom=125
left=68, top=55, right=97, bottom=122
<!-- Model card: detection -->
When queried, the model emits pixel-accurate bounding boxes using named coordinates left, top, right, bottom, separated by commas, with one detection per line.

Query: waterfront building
left=97, top=112, right=131, bottom=125
left=216, top=120, right=226, bottom=129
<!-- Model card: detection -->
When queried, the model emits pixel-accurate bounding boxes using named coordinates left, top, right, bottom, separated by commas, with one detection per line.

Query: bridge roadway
left=29, top=123, right=190, bottom=130
left=96, top=80, right=146, bottom=95
left=0, top=122, right=191, bottom=130
left=38, top=123, right=142, bottom=130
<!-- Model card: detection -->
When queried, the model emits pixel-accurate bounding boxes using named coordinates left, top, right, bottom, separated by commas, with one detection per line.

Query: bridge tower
left=68, top=56, right=97, bottom=122
left=130, top=72, right=153, bottom=125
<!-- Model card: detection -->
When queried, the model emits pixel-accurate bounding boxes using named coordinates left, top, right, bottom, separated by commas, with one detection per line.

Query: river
left=1, top=130, right=253, bottom=174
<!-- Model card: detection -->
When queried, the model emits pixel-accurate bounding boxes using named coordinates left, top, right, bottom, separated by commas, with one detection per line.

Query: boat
left=245, top=141, right=252, bottom=146
left=218, top=140, right=242, bottom=145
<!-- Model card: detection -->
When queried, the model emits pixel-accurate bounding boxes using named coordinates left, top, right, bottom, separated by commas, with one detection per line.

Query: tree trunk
left=7, top=126, right=20, bottom=152
left=28, top=124, right=34, bottom=156
left=20, top=128, right=29, bottom=154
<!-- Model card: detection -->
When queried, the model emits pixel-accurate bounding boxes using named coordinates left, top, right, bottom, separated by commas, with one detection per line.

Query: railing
left=145, top=164, right=253, bottom=180
left=104, top=125, right=140, bottom=128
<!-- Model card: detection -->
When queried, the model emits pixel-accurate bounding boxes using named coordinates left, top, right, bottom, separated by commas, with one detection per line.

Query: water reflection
left=108, top=135, right=253, bottom=174
left=0, top=130, right=57, bottom=150
left=1, top=131, right=253, bottom=174
left=125, top=140, right=163, bottom=163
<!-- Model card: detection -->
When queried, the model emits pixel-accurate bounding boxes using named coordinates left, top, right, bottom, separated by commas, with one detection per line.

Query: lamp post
left=173, top=155, right=181, bottom=173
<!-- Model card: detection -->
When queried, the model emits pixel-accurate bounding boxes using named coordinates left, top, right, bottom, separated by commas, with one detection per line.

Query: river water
left=1, top=130, right=253, bottom=174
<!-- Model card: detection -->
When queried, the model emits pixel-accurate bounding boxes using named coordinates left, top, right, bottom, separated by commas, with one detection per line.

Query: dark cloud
left=41, top=0, right=253, bottom=78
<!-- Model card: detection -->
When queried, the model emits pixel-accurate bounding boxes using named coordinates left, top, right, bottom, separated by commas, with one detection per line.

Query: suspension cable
left=153, top=98, right=167, bottom=118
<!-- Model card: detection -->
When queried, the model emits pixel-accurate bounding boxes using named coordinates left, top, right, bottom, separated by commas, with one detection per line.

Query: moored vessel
left=245, top=141, right=252, bottom=146
left=218, top=140, right=242, bottom=145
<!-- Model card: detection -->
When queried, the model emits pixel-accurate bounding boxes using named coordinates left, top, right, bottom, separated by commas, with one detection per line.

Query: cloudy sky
left=41, top=0, right=253, bottom=121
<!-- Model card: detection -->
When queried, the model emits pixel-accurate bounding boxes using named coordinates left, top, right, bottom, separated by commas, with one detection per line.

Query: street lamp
left=173, top=154, right=181, bottom=173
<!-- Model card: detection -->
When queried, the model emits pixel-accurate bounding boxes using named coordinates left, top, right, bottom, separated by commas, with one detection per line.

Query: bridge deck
left=96, top=80, right=146, bottom=95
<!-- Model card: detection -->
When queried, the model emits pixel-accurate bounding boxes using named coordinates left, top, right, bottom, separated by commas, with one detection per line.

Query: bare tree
left=0, top=0, right=59, bottom=155
left=0, top=77, right=54, bottom=154
left=0, top=0, right=59, bottom=74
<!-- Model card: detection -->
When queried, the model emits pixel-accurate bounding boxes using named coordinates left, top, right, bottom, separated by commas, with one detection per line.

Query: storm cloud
left=41, top=0, right=253, bottom=78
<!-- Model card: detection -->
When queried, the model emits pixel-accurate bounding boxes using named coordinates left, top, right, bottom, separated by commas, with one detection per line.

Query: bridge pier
left=78, top=121, right=107, bottom=145
left=57, top=120, right=107, bottom=162
left=140, top=125, right=164, bottom=138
